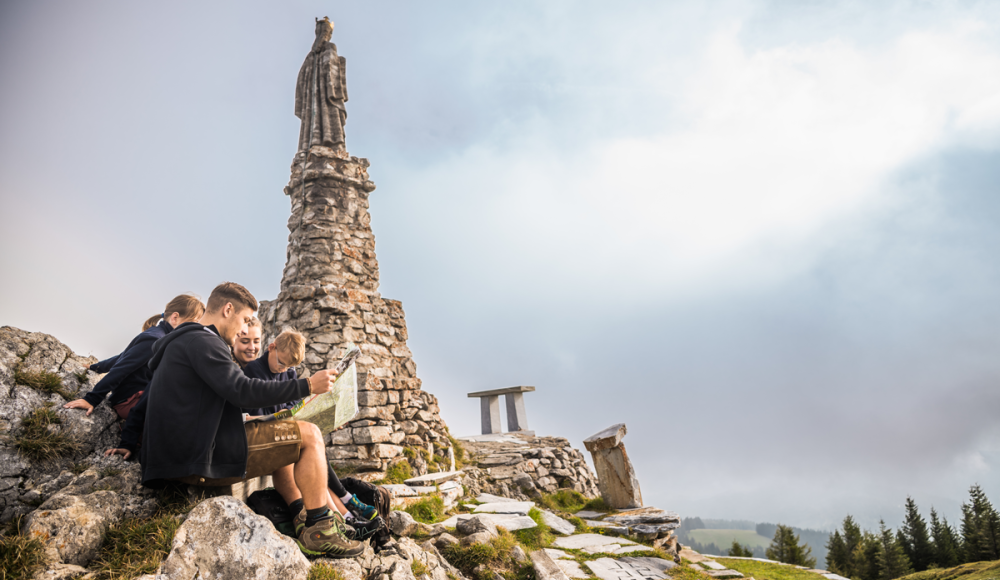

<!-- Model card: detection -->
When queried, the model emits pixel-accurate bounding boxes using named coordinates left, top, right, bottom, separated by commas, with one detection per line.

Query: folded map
left=290, top=344, right=361, bottom=435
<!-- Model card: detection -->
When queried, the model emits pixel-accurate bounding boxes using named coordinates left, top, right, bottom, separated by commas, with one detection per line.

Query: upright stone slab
left=259, top=18, right=452, bottom=476
left=583, top=424, right=642, bottom=509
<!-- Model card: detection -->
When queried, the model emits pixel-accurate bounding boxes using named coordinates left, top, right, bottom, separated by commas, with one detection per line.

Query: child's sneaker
left=346, top=495, right=377, bottom=521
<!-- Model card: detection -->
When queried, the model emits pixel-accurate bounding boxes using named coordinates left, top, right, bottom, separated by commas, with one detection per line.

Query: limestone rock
left=584, top=424, right=642, bottom=509
left=456, top=514, right=498, bottom=537
left=25, top=490, right=123, bottom=566
left=540, top=511, right=576, bottom=535
left=530, top=549, right=571, bottom=580
left=312, top=557, right=366, bottom=580
left=160, top=496, right=309, bottom=580
left=390, top=510, right=420, bottom=537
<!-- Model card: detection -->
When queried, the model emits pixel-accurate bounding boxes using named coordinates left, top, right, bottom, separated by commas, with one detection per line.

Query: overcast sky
left=3, top=0, right=1000, bottom=533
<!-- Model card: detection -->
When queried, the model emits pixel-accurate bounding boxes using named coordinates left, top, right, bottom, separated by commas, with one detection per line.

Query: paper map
left=291, top=344, right=360, bottom=435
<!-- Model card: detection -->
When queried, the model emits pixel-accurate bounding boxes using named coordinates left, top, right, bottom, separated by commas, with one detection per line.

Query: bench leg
left=481, top=396, right=501, bottom=434
left=505, top=392, right=528, bottom=432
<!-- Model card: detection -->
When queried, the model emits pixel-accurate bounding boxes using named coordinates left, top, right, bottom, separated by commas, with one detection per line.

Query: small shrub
left=411, top=560, right=430, bottom=577
left=308, top=563, right=348, bottom=580
left=13, top=404, right=80, bottom=461
left=13, top=368, right=72, bottom=399
left=513, top=508, right=555, bottom=550
left=89, top=515, right=180, bottom=580
left=0, top=518, right=46, bottom=580
left=581, top=497, right=613, bottom=513
left=405, top=496, right=446, bottom=524
left=379, top=460, right=414, bottom=484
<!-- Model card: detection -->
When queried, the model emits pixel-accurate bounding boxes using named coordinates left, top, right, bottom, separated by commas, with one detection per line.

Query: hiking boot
left=346, top=495, right=378, bottom=521
left=346, top=514, right=384, bottom=541
left=296, top=512, right=365, bottom=558
left=293, top=507, right=307, bottom=536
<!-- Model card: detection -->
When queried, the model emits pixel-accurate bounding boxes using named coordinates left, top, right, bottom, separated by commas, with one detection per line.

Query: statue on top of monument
left=295, top=17, right=348, bottom=153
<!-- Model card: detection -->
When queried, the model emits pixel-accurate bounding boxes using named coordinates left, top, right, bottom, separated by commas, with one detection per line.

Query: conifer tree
left=899, top=496, right=933, bottom=571
left=852, top=530, right=881, bottom=580
left=827, top=515, right=864, bottom=577
left=729, top=540, right=754, bottom=557
left=929, top=507, right=960, bottom=568
left=960, top=484, right=1000, bottom=563
left=766, top=524, right=817, bottom=568
left=876, top=519, right=913, bottom=580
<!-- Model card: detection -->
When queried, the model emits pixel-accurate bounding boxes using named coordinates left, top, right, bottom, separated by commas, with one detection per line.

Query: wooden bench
left=467, top=386, right=535, bottom=435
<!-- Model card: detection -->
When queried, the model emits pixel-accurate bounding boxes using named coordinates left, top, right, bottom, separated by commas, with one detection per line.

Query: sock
left=345, top=511, right=355, bottom=521
left=305, top=506, right=331, bottom=527
left=289, top=498, right=304, bottom=516
left=340, top=493, right=352, bottom=503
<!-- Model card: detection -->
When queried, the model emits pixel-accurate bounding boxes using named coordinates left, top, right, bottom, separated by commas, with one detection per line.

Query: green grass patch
left=308, top=563, right=347, bottom=580
left=538, top=490, right=613, bottom=515
left=377, top=460, right=414, bottom=484
left=411, top=560, right=430, bottom=577
left=669, top=565, right=716, bottom=580
left=512, top=508, right=555, bottom=551
left=0, top=521, right=47, bottom=580
left=74, top=371, right=89, bottom=385
left=897, top=560, right=1000, bottom=580
left=14, top=368, right=73, bottom=399
left=99, top=467, right=122, bottom=478
left=13, top=403, right=80, bottom=461
left=405, top=496, right=446, bottom=524
left=448, top=434, right=467, bottom=469
left=714, top=558, right=826, bottom=580
left=89, top=515, right=180, bottom=580
left=567, top=516, right=589, bottom=533
left=441, top=530, right=533, bottom=580
left=687, top=530, right=772, bottom=550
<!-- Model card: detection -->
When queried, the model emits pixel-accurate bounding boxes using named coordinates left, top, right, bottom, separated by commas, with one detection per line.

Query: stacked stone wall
left=260, top=147, right=451, bottom=479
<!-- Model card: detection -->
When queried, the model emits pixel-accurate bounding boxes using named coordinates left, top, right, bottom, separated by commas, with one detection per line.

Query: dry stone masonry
left=258, top=19, right=452, bottom=478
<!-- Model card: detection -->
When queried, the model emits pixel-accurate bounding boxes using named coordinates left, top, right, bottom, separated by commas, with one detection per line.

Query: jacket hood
left=148, top=322, right=217, bottom=371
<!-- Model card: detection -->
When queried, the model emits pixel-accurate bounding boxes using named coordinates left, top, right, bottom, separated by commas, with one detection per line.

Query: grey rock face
left=584, top=424, right=642, bottom=509
left=456, top=514, right=498, bottom=537
left=160, top=496, right=310, bottom=580
left=390, top=509, right=420, bottom=536
left=25, top=490, right=123, bottom=567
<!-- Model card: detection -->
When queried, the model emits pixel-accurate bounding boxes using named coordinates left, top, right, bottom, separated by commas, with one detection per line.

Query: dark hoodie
left=82, top=319, right=174, bottom=407
left=139, top=322, right=309, bottom=488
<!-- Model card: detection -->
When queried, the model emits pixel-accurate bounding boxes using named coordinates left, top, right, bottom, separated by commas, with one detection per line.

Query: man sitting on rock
left=140, top=281, right=364, bottom=558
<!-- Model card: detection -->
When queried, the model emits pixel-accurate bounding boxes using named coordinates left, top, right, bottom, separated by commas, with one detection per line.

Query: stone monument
left=259, top=18, right=451, bottom=479
left=583, top=423, right=643, bottom=509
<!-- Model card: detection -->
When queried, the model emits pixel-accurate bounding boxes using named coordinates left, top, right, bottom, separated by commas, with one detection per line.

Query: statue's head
left=313, top=17, right=334, bottom=47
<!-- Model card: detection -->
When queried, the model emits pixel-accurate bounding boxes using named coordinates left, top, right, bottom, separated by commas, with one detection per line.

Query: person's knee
left=298, top=421, right=323, bottom=449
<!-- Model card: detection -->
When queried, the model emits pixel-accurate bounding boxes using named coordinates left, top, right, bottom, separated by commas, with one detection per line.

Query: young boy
left=242, top=330, right=380, bottom=528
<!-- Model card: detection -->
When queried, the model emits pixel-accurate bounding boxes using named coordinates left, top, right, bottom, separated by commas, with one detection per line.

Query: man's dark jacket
left=139, top=322, right=309, bottom=488
left=241, top=353, right=302, bottom=417
left=83, top=320, right=174, bottom=407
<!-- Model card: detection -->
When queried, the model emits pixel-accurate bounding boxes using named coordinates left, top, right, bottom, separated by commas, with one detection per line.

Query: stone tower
left=259, top=19, right=451, bottom=479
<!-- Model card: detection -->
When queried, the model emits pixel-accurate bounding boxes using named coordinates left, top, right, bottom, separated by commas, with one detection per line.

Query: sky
left=2, top=0, right=1000, bottom=533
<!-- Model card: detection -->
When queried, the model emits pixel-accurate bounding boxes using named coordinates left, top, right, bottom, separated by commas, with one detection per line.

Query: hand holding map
left=291, top=344, right=361, bottom=435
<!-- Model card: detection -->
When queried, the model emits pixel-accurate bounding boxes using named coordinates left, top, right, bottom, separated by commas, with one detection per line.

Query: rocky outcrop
left=25, top=489, right=123, bottom=567
left=584, top=424, right=642, bottom=509
left=0, top=326, right=148, bottom=524
left=160, top=496, right=311, bottom=580
left=458, top=434, right=600, bottom=500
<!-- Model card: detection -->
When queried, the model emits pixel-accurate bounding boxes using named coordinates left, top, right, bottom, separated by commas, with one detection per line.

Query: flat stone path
left=585, top=557, right=672, bottom=580
left=474, top=501, right=534, bottom=514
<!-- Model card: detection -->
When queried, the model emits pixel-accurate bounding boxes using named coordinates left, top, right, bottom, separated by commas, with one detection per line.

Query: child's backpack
left=246, top=487, right=296, bottom=538
left=341, top=477, right=393, bottom=551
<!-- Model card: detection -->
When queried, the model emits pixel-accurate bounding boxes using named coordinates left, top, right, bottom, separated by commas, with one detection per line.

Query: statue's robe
left=295, top=42, right=348, bottom=152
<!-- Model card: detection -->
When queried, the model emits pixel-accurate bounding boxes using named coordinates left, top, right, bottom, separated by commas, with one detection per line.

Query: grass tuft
left=378, top=460, right=414, bottom=485
left=411, top=560, right=430, bottom=578
left=442, top=529, right=533, bottom=580
left=537, top=490, right=612, bottom=514
left=448, top=434, right=467, bottom=469
left=714, top=558, right=828, bottom=580
left=13, top=404, right=80, bottom=461
left=0, top=518, right=46, bottom=580
left=512, top=508, right=555, bottom=551
left=405, top=496, right=446, bottom=524
left=99, top=467, right=122, bottom=478
left=89, top=515, right=180, bottom=580
left=308, top=563, right=348, bottom=580
left=897, top=560, right=1000, bottom=580
left=668, top=564, right=716, bottom=580
left=14, top=368, right=73, bottom=399
left=74, top=371, right=89, bottom=385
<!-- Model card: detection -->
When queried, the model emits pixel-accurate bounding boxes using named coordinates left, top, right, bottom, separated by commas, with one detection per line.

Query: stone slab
left=439, top=480, right=462, bottom=491
left=706, top=571, right=743, bottom=578
left=553, top=534, right=637, bottom=551
left=701, top=561, right=726, bottom=570
left=544, top=548, right=572, bottom=560
left=468, top=386, right=536, bottom=397
left=540, top=511, right=576, bottom=535
left=584, top=424, right=627, bottom=452
left=619, top=558, right=677, bottom=573
left=585, top=557, right=669, bottom=580
left=530, top=549, right=571, bottom=580
left=556, top=560, right=589, bottom=579
left=477, top=493, right=518, bottom=503
left=575, top=510, right=606, bottom=519
left=604, top=507, right=680, bottom=526
left=474, top=501, right=534, bottom=515
left=439, top=513, right=537, bottom=531
left=404, top=471, right=463, bottom=486
left=823, top=575, right=851, bottom=580
left=678, top=548, right=707, bottom=563
left=383, top=484, right=436, bottom=497
left=583, top=520, right=630, bottom=536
